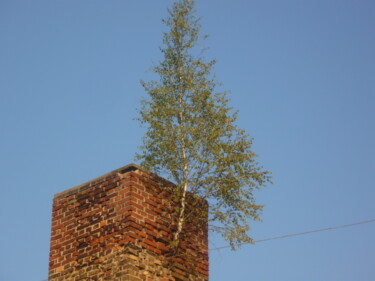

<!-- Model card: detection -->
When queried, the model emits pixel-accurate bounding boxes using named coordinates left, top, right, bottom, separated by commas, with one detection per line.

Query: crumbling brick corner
left=48, top=164, right=209, bottom=281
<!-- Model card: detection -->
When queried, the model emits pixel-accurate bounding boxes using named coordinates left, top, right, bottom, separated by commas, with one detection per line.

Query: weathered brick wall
left=49, top=164, right=208, bottom=281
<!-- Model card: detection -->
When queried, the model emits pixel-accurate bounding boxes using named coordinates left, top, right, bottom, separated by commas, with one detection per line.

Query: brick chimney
left=48, top=164, right=208, bottom=281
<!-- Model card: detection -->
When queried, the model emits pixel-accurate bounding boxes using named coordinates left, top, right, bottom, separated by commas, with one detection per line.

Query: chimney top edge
left=53, top=163, right=145, bottom=199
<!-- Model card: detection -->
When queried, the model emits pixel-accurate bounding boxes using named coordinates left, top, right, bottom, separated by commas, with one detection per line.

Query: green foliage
left=136, top=0, right=271, bottom=250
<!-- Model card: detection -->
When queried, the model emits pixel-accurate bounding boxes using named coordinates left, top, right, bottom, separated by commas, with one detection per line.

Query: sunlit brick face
left=48, top=164, right=208, bottom=281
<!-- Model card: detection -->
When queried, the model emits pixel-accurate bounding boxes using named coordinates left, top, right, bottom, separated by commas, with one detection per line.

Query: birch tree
left=136, top=0, right=271, bottom=250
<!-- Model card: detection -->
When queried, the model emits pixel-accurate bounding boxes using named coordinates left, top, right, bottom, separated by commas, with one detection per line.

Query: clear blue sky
left=1, top=1, right=374, bottom=280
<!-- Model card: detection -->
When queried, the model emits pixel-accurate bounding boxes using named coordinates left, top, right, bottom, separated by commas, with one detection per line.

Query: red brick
left=48, top=164, right=208, bottom=281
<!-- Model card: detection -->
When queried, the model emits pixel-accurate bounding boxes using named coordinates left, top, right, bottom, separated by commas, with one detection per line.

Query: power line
left=209, top=218, right=375, bottom=251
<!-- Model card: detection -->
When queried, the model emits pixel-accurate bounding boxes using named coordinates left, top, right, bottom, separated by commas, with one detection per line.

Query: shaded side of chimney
left=48, top=164, right=208, bottom=281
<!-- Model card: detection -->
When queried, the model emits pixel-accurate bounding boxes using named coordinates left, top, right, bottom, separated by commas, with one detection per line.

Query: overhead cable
left=210, top=218, right=375, bottom=251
